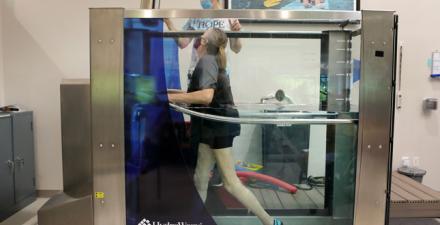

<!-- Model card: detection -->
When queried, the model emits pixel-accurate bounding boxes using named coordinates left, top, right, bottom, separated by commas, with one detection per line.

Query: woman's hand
left=164, top=18, right=174, bottom=31
left=164, top=19, right=192, bottom=49
left=229, top=19, right=242, bottom=31
left=168, top=93, right=176, bottom=103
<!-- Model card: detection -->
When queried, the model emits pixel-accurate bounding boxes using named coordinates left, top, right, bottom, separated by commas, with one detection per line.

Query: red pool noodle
left=236, top=171, right=297, bottom=194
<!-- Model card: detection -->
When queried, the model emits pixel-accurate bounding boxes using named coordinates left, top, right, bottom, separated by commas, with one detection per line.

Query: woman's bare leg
left=194, top=143, right=216, bottom=202
left=213, top=148, right=273, bottom=225
left=315, top=0, right=322, bottom=7
left=303, top=0, right=311, bottom=7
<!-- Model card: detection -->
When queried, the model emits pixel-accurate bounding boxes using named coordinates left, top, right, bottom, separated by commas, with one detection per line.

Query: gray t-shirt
left=188, top=54, right=240, bottom=138
left=188, top=55, right=219, bottom=91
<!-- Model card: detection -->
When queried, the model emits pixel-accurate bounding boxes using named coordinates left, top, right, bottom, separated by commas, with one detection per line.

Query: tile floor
left=389, top=218, right=440, bottom=225
left=0, top=199, right=439, bottom=225
left=0, top=198, right=48, bottom=225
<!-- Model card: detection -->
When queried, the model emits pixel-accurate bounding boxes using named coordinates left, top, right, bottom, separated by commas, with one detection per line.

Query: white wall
left=1, top=0, right=140, bottom=190
left=361, top=1, right=440, bottom=190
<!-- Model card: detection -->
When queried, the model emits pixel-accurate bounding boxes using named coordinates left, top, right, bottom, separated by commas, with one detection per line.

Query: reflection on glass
left=124, top=17, right=359, bottom=225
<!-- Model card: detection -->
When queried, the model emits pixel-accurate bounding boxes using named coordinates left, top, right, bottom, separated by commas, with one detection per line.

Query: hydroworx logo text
left=138, top=219, right=202, bottom=225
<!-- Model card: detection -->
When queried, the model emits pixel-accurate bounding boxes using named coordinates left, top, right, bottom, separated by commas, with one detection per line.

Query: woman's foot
left=315, top=3, right=326, bottom=9
left=304, top=3, right=313, bottom=8
left=273, top=219, right=283, bottom=225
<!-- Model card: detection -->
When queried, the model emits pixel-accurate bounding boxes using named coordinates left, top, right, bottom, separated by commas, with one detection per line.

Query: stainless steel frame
left=354, top=11, right=397, bottom=225
left=61, top=80, right=93, bottom=197
left=38, top=80, right=93, bottom=225
left=90, top=8, right=126, bottom=225
left=89, top=9, right=397, bottom=225
left=140, top=0, right=159, bottom=9
left=125, top=9, right=361, bottom=22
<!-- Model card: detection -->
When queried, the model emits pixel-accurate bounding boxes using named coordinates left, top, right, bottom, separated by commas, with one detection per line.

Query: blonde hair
left=206, top=28, right=228, bottom=70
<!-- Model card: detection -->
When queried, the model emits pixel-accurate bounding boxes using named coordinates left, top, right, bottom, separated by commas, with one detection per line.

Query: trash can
left=397, top=167, right=427, bottom=183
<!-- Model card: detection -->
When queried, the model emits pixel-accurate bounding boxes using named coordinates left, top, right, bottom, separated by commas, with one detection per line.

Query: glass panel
left=124, top=17, right=360, bottom=225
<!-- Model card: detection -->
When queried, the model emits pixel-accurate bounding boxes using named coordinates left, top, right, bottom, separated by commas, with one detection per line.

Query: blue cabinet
left=0, top=111, right=36, bottom=222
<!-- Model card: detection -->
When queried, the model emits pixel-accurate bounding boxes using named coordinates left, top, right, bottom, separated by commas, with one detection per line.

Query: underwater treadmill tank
left=89, top=9, right=398, bottom=225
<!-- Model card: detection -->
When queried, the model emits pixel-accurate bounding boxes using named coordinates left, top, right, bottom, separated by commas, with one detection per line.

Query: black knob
left=275, top=89, right=285, bottom=102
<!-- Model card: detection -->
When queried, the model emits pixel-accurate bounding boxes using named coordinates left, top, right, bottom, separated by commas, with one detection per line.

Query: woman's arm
left=168, top=89, right=214, bottom=105
left=229, top=19, right=242, bottom=53
left=230, top=38, right=242, bottom=53
left=164, top=18, right=193, bottom=49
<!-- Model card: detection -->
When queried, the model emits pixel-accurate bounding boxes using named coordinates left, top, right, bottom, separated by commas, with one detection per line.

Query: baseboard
left=37, top=190, right=62, bottom=198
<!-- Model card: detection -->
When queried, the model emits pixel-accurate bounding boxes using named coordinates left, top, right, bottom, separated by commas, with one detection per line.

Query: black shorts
left=200, top=136, right=236, bottom=150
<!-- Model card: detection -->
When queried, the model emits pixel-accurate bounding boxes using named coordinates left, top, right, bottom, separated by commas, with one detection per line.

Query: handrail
left=169, top=103, right=356, bottom=125
left=154, top=31, right=325, bottom=39
left=240, top=111, right=339, bottom=117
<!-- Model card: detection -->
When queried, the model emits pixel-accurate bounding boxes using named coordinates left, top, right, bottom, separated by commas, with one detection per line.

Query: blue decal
left=124, top=18, right=216, bottom=225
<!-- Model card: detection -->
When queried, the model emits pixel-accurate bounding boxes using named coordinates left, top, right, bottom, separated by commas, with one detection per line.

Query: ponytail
left=206, top=28, right=228, bottom=70
left=217, top=46, right=227, bottom=70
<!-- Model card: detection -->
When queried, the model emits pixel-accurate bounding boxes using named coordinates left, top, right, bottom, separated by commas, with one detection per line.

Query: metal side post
left=90, top=8, right=126, bottom=225
left=354, top=10, right=397, bottom=225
